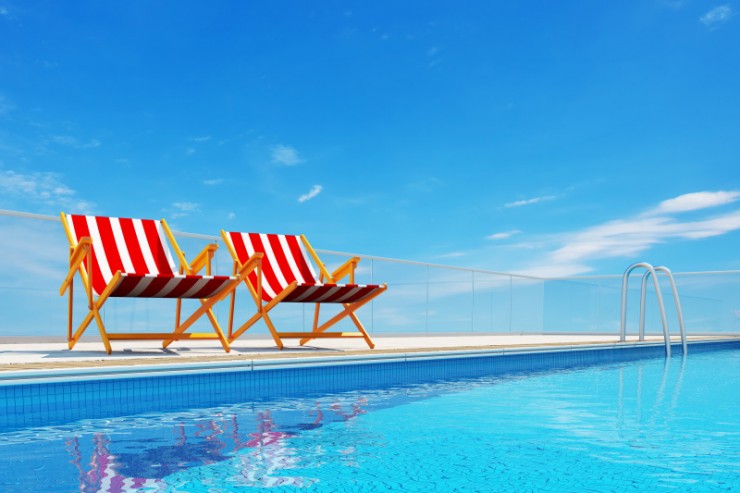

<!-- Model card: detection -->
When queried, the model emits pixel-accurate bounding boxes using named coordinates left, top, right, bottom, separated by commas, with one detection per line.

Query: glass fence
left=1, top=210, right=738, bottom=339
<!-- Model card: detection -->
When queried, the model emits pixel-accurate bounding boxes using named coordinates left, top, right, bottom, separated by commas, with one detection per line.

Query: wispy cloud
left=0, top=170, right=94, bottom=212
left=185, top=147, right=196, bottom=156
left=487, top=230, right=521, bottom=240
left=504, top=195, right=556, bottom=208
left=649, top=190, right=740, bottom=214
left=171, top=201, right=200, bottom=218
left=514, top=190, right=740, bottom=277
left=298, top=185, right=323, bottom=203
left=51, top=135, right=101, bottom=149
left=192, top=136, right=211, bottom=143
left=700, top=5, right=733, bottom=27
left=271, top=144, right=304, bottom=166
left=203, top=178, right=224, bottom=186
left=0, top=7, right=8, bottom=17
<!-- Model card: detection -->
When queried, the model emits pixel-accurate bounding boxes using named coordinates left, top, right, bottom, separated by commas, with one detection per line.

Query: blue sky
left=0, top=1, right=738, bottom=277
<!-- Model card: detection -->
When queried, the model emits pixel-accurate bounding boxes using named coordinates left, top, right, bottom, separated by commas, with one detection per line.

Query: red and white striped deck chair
left=220, top=231, right=387, bottom=349
left=59, top=213, right=257, bottom=354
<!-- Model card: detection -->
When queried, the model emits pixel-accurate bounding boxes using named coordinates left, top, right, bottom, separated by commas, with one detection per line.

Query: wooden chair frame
left=220, top=231, right=386, bottom=350
left=60, top=213, right=258, bottom=354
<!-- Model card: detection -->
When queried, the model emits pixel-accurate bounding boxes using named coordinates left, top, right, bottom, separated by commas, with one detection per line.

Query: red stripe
left=142, top=220, right=174, bottom=275
left=69, top=215, right=107, bottom=295
left=322, top=285, right=353, bottom=303
left=229, top=231, right=250, bottom=264
left=111, top=275, right=140, bottom=297
left=164, top=276, right=199, bottom=298
left=267, top=234, right=296, bottom=284
left=248, top=233, right=283, bottom=301
left=119, top=217, right=148, bottom=274
left=286, top=235, right=316, bottom=282
left=283, top=284, right=382, bottom=303
left=191, top=277, right=230, bottom=298
left=344, top=285, right=377, bottom=303
left=229, top=232, right=268, bottom=301
left=95, top=216, right=124, bottom=275
left=139, top=276, right=172, bottom=297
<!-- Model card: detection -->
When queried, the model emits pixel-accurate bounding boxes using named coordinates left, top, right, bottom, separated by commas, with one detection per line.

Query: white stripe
left=296, top=238, right=318, bottom=280
left=290, top=284, right=321, bottom=302
left=279, top=235, right=308, bottom=283
left=333, top=286, right=364, bottom=303
left=149, top=276, right=181, bottom=297
left=180, top=277, right=212, bottom=298
left=133, top=219, right=159, bottom=274
left=154, top=220, right=177, bottom=274
left=85, top=216, right=114, bottom=284
left=260, top=234, right=290, bottom=289
left=109, top=217, right=135, bottom=273
left=122, top=274, right=155, bottom=297
left=240, top=233, right=278, bottom=300
left=311, top=286, right=342, bottom=303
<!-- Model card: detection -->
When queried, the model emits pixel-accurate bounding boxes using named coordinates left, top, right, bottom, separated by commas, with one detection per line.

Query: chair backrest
left=64, top=214, right=177, bottom=295
left=225, top=232, right=318, bottom=301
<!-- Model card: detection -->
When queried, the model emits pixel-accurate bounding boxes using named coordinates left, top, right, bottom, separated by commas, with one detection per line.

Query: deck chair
left=60, top=213, right=257, bottom=354
left=220, top=231, right=387, bottom=349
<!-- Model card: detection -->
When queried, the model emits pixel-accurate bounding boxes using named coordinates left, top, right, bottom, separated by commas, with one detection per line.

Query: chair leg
left=348, top=311, right=375, bottom=349
left=298, top=290, right=383, bottom=347
left=204, top=306, right=231, bottom=353
left=261, top=312, right=284, bottom=350
left=92, top=306, right=113, bottom=354
left=163, top=294, right=232, bottom=351
left=69, top=310, right=95, bottom=350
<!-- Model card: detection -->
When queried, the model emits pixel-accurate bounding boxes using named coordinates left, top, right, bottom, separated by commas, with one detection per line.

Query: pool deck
left=1, top=334, right=734, bottom=373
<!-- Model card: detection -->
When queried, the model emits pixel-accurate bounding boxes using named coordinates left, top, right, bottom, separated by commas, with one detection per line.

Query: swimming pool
left=1, top=343, right=738, bottom=492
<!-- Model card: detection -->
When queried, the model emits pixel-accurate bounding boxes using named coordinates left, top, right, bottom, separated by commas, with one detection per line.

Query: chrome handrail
left=620, top=262, right=671, bottom=357
left=640, top=266, right=687, bottom=354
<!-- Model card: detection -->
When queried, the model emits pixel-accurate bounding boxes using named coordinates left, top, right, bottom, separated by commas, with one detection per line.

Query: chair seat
left=283, top=283, right=383, bottom=304
left=109, top=273, right=235, bottom=298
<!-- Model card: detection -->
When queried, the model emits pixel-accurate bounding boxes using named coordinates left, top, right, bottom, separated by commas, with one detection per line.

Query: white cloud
left=0, top=7, right=8, bottom=16
left=504, top=195, right=556, bottom=208
left=481, top=190, right=740, bottom=278
left=700, top=5, right=733, bottom=27
left=171, top=202, right=200, bottom=218
left=185, top=147, right=196, bottom=155
left=298, top=185, right=323, bottom=203
left=0, top=170, right=94, bottom=212
left=203, top=178, right=224, bottom=186
left=271, top=145, right=304, bottom=166
left=192, top=136, right=211, bottom=142
left=650, top=190, right=740, bottom=214
left=51, top=135, right=101, bottom=149
left=487, top=230, right=522, bottom=240
left=227, top=212, right=236, bottom=220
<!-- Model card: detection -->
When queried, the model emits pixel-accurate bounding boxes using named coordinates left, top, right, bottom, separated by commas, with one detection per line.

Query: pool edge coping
left=1, top=338, right=738, bottom=386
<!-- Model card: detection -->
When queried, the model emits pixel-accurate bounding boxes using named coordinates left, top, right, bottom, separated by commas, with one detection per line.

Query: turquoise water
left=1, top=350, right=738, bottom=492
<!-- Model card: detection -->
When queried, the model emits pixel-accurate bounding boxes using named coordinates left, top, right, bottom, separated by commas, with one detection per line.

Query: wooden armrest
left=331, top=257, right=361, bottom=283
left=188, top=243, right=219, bottom=275
left=59, top=237, right=92, bottom=295
left=237, top=252, right=263, bottom=278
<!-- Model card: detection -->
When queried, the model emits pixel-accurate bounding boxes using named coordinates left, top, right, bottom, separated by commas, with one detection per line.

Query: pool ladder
left=619, top=262, right=687, bottom=357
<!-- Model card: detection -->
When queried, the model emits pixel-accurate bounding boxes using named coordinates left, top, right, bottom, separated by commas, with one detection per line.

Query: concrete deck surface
left=1, top=334, right=728, bottom=372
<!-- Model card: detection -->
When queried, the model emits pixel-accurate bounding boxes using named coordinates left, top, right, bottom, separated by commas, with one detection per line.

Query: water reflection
left=60, top=398, right=370, bottom=491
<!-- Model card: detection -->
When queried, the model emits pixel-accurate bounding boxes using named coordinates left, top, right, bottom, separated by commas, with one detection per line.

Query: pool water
left=1, top=350, right=738, bottom=492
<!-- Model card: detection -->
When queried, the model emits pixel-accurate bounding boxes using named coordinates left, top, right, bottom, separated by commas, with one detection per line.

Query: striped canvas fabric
left=226, top=232, right=384, bottom=304
left=66, top=214, right=233, bottom=298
